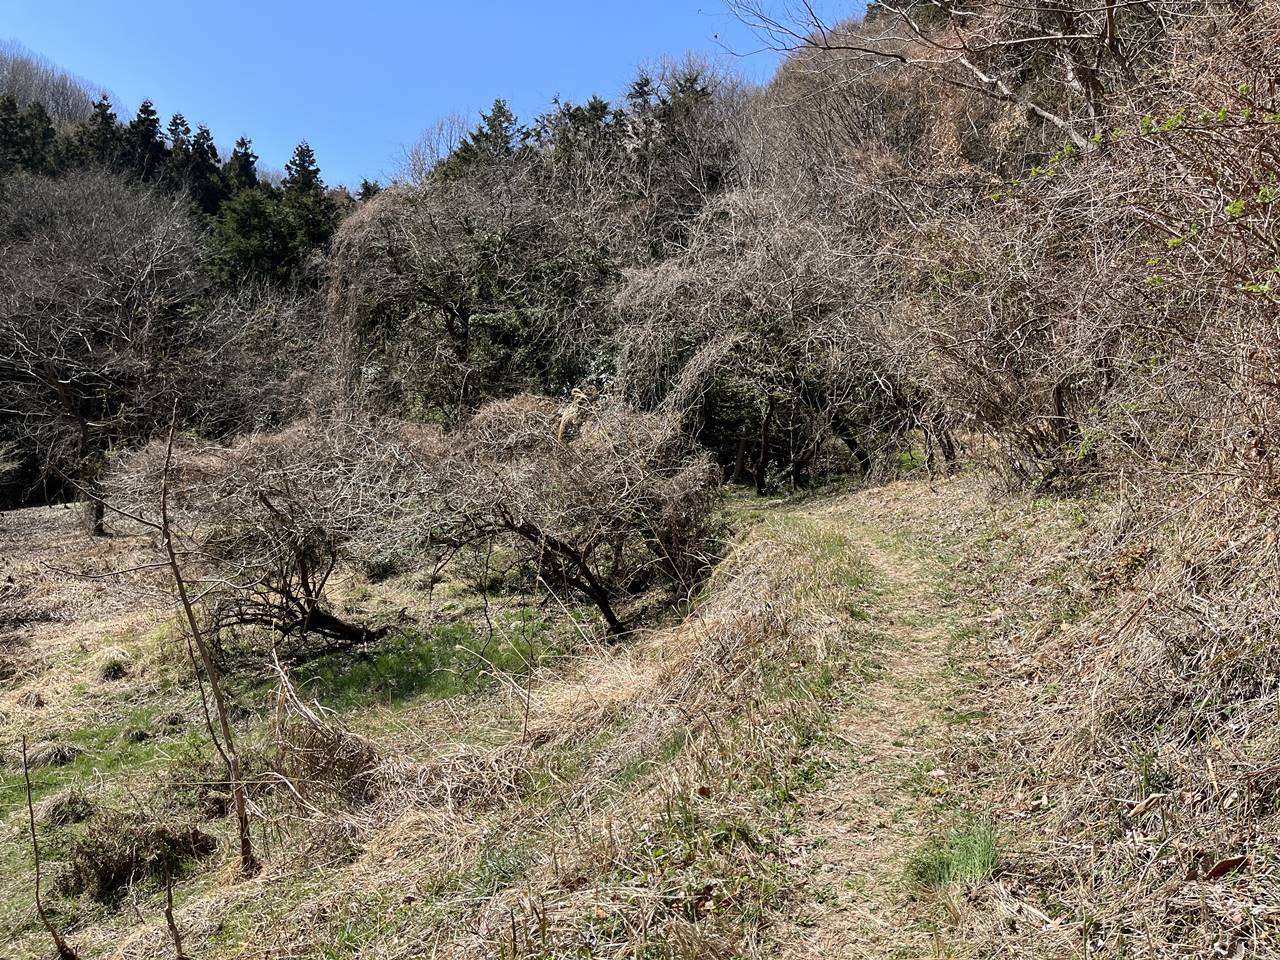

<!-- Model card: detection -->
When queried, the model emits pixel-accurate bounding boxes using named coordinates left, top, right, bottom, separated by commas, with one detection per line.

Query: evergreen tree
left=210, top=187, right=293, bottom=284
left=19, top=101, right=57, bottom=175
left=165, top=112, right=191, bottom=182
left=0, top=96, right=21, bottom=175
left=282, top=140, right=324, bottom=193
left=438, top=99, right=527, bottom=179
left=73, top=96, right=123, bottom=167
left=167, top=113, right=191, bottom=154
left=535, top=95, right=626, bottom=179
left=358, top=178, right=381, bottom=201
left=223, top=136, right=259, bottom=194
left=281, top=140, right=337, bottom=254
left=186, top=125, right=225, bottom=215
left=471, top=98, right=520, bottom=158
left=0, top=98, right=55, bottom=175
left=125, top=99, right=167, bottom=179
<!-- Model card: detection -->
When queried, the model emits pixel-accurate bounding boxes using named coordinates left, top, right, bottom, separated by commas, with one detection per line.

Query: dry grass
left=988, top=489, right=1280, bottom=958
left=8, top=470, right=1275, bottom=959
left=857, top=472, right=1280, bottom=958
left=5, top=482, right=886, bottom=960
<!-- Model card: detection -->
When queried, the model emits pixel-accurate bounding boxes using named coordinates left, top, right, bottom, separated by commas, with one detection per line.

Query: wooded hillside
left=2, top=3, right=1278, bottom=957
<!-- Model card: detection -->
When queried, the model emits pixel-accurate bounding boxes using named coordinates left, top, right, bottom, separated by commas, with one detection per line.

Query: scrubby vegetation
left=4, top=0, right=1280, bottom=956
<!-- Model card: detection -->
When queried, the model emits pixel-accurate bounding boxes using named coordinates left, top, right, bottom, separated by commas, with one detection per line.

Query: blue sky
left=3, top=1, right=802, bottom=188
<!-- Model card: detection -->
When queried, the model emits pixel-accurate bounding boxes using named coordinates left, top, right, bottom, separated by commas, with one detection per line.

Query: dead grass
left=856, top=472, right=1280, bottom=958
left=34, top=483, right=884, bottom=960
left=8, top=470, right=1272, bottom=959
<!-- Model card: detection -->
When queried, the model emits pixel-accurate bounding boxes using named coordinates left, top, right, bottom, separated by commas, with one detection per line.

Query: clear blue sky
left=3, top=1, right=804, bottom=188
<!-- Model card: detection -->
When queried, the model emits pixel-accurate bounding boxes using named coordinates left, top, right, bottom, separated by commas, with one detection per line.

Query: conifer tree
left=167, top=113, right=191, bottom=152
left=74, top=96, right=122, bottom=167
left=281, top=140, right=337, bottom=254
left=0, top=97, right=57, bottom=175
left=125, top=99, right=166, bottom=179
left=282, top=140, right=323, bottom=193
left=165, top=113, right=191, bottom=186
left=19, top=101, right=57, bottom=174
left=0, top=96, right=20, bottom=175
left=210, top=187, right=293, bottom=284
left=438, top=99, right=525, bottom=178
left=471, top=98, right=520, bottom=159
left=186, top=125, right=225, bottom=215
left=223, top=136, right=259, bottom=194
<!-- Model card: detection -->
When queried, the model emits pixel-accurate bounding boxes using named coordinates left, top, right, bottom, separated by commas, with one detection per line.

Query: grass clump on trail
left=907, top=823, right=999, bottom=889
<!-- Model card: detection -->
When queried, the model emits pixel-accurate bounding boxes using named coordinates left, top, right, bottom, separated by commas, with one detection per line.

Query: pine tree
left=167, top=113, right=191, bottom=150
left=357, top=178, right=381, bottom=201
left=222, top=136, right=259, bottom=194
left=1, top=97, right=58, bottom=175
left=282, top=140, right=324, bottom=193
left=126, top=99, right=167, bottom=179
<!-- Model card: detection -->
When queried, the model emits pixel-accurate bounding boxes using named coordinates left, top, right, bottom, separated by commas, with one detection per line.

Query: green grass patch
left=907, top=822, right=998, bottom=888
left=290, top=608, right=566, bottom=711
left=0, top=705, right=201, bottom=818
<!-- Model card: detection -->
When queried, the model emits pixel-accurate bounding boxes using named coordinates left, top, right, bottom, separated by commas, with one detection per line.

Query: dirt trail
left=778, top=497, right=965, bottom=959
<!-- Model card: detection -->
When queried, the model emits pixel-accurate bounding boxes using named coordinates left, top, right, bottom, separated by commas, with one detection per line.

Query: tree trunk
left=732, top=434, right=749, bottom=484
left=834, top=418, right=872, bottom=476
left=513, top=522, right=626, bottom=639
left=85, top=494, right=106, bottom=537
left=938, top=426, right=958, bottom=469
left=281, top=607, right=389, bottom=651
left=755, top=398, right=776, bottom=496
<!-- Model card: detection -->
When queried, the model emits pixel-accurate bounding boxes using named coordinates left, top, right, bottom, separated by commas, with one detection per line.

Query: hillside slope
left=3, top=473, right=1265, bottom=958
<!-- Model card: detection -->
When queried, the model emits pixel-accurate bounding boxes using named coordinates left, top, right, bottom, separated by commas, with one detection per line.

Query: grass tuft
left=907, top=822, right=998, bottom=888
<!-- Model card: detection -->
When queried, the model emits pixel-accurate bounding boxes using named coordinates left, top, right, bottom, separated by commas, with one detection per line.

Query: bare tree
left=98, top=421, right=261, bottom=876
left=22, top=737, right=82, bottom=960
left=731, top=0, right=1188, bottom=151
left=429, top=395, right=721, bottom=635
left=0, top=169, right=202, bottom=532
left=111, top=417, right=425, bottom=658
left=0, top=40, right=96, bottom=123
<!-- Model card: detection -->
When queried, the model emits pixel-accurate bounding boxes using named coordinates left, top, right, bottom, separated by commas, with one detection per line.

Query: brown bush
left=433, top=395, right=722, bottom=634
left=57, top=811, right=216, bottom=903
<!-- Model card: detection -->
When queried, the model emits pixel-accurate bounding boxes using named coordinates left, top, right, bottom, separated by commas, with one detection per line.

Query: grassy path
left=775, top=494, right=976, bottom=959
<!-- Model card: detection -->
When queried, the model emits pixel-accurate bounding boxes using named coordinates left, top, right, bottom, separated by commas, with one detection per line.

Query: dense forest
left=2, top=0, right=1280, bottom=955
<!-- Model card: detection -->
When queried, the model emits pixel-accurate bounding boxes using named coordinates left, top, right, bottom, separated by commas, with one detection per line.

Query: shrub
left=57, top=811, right=216, bottom=903
left=429, top=395, right=722, bottom=635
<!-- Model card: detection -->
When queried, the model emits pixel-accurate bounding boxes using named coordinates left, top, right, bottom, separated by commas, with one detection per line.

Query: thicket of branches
left=6, top=0, right=1276, bottom=604
left=2, top=0, right=1275, bottom=592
